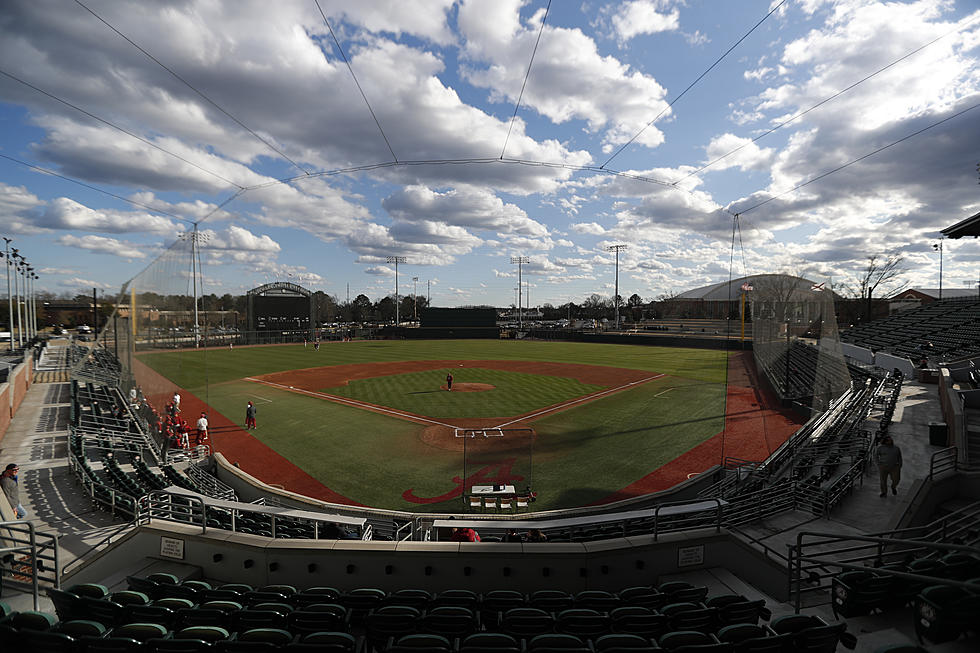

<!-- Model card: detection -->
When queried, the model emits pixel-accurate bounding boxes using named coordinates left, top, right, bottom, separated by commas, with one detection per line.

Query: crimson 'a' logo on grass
left=402, top=458, right=525, bottom=504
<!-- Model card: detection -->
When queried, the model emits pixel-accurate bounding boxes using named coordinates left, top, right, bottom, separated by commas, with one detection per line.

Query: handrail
left=0, top=520, right=61, bottom=610
left=395, top=520, right=414, bottom=542
left=929, top=446, right=958, bottom=480
left=653, top=497, right=724, bottom=541
left=140, top=490, right=208, bottom=534
left=788, top=525, right=980, bottom=611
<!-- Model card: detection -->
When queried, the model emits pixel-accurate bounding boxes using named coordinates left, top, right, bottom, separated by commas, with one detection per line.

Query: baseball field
left=137, top=339, right=798, bottom=512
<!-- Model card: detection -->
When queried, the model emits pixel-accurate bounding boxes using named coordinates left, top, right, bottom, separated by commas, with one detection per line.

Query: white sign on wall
left=677, top=544, right=704, bottom=567
left=160, top=536, right=185, bottom=560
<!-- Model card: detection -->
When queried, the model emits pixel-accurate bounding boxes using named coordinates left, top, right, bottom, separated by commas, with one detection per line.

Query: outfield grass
left=139, top=340, right=730, bottom=511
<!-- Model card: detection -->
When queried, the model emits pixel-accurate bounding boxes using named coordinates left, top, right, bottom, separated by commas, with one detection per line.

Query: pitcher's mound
left=442, top=383, right=495, bottom=392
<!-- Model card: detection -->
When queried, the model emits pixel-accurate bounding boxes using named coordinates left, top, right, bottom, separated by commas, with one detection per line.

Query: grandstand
left=2, top=323, right=977, bottom=651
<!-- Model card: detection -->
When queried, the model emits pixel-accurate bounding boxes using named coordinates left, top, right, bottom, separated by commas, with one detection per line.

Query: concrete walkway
left=1, top=342, right=122, bottom=612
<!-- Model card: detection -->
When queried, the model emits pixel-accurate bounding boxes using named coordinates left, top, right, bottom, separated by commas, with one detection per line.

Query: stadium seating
left=840, top=298, right=980, bottom=361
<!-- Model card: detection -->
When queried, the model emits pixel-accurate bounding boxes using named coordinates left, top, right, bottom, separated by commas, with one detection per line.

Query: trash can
left=929, top=422, right=948, bottom=446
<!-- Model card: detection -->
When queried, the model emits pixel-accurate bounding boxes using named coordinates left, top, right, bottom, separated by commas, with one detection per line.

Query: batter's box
left=454, top=428, right=504, bottom=438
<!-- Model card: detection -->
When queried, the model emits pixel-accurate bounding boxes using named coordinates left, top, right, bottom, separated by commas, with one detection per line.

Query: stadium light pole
left=386, top=256, right=407, bottom=325
left=932, top=238, right=943, bottom=300
left=510, top=256, right=529, bottom=330
left=33, top=272, right=39, bottom=337
left=412, top=276, right=419, bottom=321
left=179, top=226, right=210, bottom=347
left=25, top=266, right=34, bottom=341
left=13, top=250, right=24, bottom=347
left=606, top=244, right=627, bottom=330
left=2, top=238, right=12, bottom=349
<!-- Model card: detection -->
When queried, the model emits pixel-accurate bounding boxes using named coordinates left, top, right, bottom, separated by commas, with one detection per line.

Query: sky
left=1, top=0, right=979, bottom=308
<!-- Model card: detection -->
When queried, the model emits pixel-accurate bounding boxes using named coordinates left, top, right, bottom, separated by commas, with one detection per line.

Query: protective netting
left=460, top=429, right=535, bottom=496
left=84, top=235, right=206, bottom=427
left=748, top=274, right=851, bottom=412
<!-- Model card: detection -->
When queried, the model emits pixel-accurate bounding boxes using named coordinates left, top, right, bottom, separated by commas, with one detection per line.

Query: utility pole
left=510, top=256, right=529, bottom=330
left=386, top=256, right=407, bottom=325
left=606, top=244, right=627, bottom=330
left=427, top=279, right=430, bottom=307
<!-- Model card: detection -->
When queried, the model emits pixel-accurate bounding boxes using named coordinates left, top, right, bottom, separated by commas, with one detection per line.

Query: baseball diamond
left=137, top=339, right=803, bottom=512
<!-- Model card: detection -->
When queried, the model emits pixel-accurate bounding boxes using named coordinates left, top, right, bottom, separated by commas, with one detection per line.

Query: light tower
left=932, top=238, right=944, bottom=300
left=179, top=226, right=210, bottom=346
left=386, top=256, right=407, bottom=325
left=2, top=238, right=12, bottom=348
left=510, top=256, right=529, bottom=330
left=606, top=244, right=627, bottom=330
left=12, top=249, right=23, bottom=346
left=412, top=277, right=419, bottom=321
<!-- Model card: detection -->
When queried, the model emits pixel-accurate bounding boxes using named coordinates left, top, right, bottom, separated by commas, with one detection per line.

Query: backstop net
left=749, top=274, right=851, bottom=411
left=460, top=428, right=535, bottom=502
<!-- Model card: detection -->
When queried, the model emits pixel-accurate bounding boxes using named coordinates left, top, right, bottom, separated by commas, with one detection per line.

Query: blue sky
left=1, top=0, right=978, bottom=307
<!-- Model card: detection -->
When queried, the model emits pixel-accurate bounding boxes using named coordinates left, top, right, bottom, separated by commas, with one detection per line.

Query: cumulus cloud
left=57, top=234, right=148, bottom=259
left=571, top=222, right=607, bottom=235
left=458, top=0, right=671, bottom=152
left=383, top=185, right=547, bottom=236
left=203, top=225, right=281, bottom=253
left=607, top=1, right=680, bottom=43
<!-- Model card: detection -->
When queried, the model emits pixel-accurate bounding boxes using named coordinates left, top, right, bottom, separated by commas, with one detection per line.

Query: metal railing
left=929, top=446, right=958, bottom=480
left=651, top=498, right=725, bottom=540
left=787, top=500, right=980, bottom=611
left=0, top=520, right=61, bottom=609
left=139, top=491, right=208, bottom=532
left=185, top=462, right=237, bottom=501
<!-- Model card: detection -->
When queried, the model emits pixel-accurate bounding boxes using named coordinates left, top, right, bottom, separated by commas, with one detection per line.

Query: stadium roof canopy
left=675, top=274, right=822, bottom=302
left=941, top=210, right=980, bottom=238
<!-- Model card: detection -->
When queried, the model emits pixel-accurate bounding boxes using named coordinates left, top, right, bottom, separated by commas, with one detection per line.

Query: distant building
left=889, top=287, right=977, bottom=312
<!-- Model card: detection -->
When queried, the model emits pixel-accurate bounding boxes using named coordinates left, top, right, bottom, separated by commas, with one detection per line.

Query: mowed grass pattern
left=323, top=368, right=604, bottom=418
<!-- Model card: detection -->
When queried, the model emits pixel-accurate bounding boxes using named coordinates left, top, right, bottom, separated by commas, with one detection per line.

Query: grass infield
left=141, top=340, right=729, bottom=511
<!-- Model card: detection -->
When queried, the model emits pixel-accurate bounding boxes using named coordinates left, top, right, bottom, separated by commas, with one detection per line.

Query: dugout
left=246, top=282, right=314, bottom=342
left=394, top=307, right=499, bottom=339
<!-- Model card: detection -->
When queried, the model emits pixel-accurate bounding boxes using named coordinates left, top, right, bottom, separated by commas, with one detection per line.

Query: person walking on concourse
left=876, top=436, right=903, bottom=497
left=1, top=463, right=27, bottom=519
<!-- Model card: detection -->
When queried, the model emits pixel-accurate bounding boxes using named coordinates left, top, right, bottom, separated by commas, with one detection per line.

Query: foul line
left=492, top=373, right=666, bottom=429
left=244, top=377, right=459, bottom=429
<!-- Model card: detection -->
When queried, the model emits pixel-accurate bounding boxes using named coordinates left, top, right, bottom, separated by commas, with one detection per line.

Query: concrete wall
left=842, top=343, right=874, bottom=365
left=0, top=350, right=32, bottom=444
left=0, top=384, right=10, bottom=445
left=938, top=368, right=966, bottom=460
left=875, top=352, right=915, bottom=378
left=67, top=521, right=790, bottom=601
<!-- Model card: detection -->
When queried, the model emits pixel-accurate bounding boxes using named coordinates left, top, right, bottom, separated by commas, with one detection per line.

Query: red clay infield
left=137, top=351, right=804, bottom=507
